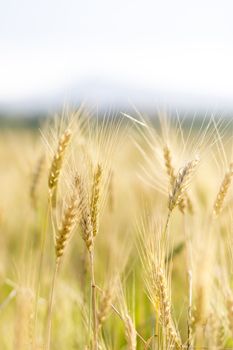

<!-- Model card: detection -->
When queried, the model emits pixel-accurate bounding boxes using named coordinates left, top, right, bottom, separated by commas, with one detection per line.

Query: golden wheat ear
left=90, top=163, right=102, bottom=238
left=213, top=163, right=233, bottom=216
left=97, top=282, right=115, bottom=332
left=76, top=174, right=93, bottom=251
left=14, top=287, right=35, bottom=350
left=156, top=267, right=183, bottom=349
left=138, top=218, right=183, bottom=349
left=163, top=145, right=176, bottom=183
left=168, top=157, right=199, bottom=212
left=48, top=129, right=71, bottom=207
left=163, top=144, right=193, bottom=215
left=55, top=177, right=80, bottom=263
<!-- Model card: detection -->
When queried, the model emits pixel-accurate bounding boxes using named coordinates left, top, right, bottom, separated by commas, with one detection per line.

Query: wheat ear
left=164, top=145, right=192, bottom=214
left=163, top=145, right=176, bottom=183
left=90, top=164, right=102, bottom=237
left=213, top=163, right=233, bottom=216
left=157, top=268, right=183, bottom=349
left=168, top=157, right=199, bottom=212
left=48, top=129, right=71, bottom=207
left=97, top=286, right=113, bottom=331
left=76, top=175, right=93, bottom=251
left=14, top=288, right=34, bottom=350
left=55, top=179, right=80, bottom=262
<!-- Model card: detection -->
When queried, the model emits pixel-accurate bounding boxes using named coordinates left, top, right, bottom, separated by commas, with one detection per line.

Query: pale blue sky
left=0, top=0, right=233, bottom=110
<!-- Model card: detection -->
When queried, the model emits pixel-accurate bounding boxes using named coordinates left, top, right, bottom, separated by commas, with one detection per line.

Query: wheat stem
left=44, top=261, right=59, bottom=350
left=187, top=270, right=193, bottom=350
left=90, top=250, right=98, bottom=350
left=33, top=201, right=50, bottom=350
left=95, top=285, right=148, bottom=347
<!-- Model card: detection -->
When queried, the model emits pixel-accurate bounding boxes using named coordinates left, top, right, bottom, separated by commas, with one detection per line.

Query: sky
left=0, top=0, right=233, bottom=112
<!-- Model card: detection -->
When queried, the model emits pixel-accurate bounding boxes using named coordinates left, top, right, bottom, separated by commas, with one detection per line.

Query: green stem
left=164, top=210, right=172, bottom=237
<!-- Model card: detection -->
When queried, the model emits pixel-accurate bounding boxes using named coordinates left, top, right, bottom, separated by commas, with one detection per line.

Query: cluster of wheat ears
left=1, top=109, right=233, bottom=350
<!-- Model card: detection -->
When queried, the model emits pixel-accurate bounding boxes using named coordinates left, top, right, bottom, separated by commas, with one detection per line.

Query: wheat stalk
left=187, top=271, right=193, bottom=350
left=124, top=314, right=137, bottom=350
left=76, top=172, right=99, bottom=349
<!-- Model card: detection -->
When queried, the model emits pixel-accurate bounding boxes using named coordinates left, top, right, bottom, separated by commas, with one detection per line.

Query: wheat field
left=1, top=108, right=233, bottom=350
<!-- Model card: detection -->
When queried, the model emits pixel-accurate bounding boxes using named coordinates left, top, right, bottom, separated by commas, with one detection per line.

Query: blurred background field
left=1, top=111, right=233, bottom=349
